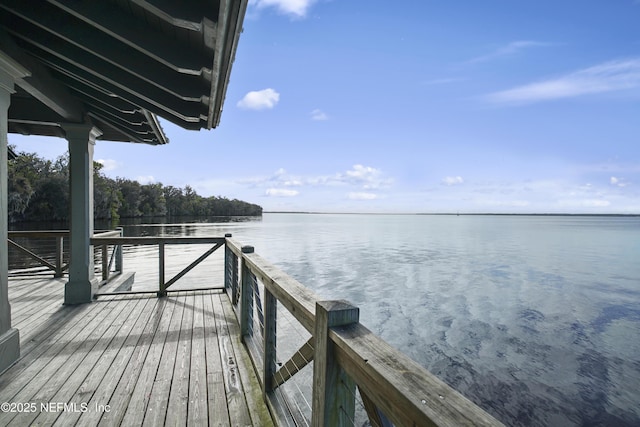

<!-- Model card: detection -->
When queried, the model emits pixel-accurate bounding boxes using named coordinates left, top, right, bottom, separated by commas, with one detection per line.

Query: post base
left=64, top=278, right=99, bottom=305
left=0, top=328, right=20, bottom=375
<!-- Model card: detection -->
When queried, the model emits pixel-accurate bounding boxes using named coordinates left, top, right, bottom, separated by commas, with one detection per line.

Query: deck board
left=2, top=276, right=273, bottom=426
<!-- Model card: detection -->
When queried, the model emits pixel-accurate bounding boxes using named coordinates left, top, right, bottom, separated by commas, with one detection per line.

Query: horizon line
left=263, top=211, right=640, bottom=217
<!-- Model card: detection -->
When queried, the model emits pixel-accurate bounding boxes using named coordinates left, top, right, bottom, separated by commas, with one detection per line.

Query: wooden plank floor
left=1, top=276, right=274, bottom=427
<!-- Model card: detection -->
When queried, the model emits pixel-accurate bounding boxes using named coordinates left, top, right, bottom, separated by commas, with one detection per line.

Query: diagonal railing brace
left=163, top=242, right=224, bottom=291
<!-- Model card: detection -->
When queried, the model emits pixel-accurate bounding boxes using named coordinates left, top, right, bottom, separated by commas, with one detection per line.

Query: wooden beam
left=129, top=0, right=215, bottom=31
left=312, top=301, right=359, bottom=427
left=1, top=17, right=209, bottom=101
left=241, top=251, right=319, bottom=334
left=330, top=323, right=505, bottom=427
left=8, top=97, right=66, bottom=125
left=14, top=41, right=206, bottom=124
left=0, top=30, right=84, bottom=122
left=209, top=0, right=247, bottom=128
left=44, top=0, right=209, bottom=74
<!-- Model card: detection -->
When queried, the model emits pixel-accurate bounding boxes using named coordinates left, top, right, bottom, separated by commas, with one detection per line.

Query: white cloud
left=237, top=88, right=280, bottom=110
left=442, top=176, right=464, bottom=186
left=311, top=109, right=328, bottom=121
left=266, top=188, right=299, bottom=197
left=249, top=0, right=316, bottom=17
left=348, top=192, right=378, bottom=200
left=95, top=158, right=120, bottom=171
left=487, top=58, right=640, bottom=105
left=136, top=175, right=156, bottom=184
left=610, top=176, right=630, bottom=187
left=557, top=198, right=611, bottom=208
left=468, top=40, right=551, bottom=64
left=583, top=199, right=611, bottom=207
left=242, top=165, right=392, bottom=194
left=339, top=164, right=392, bottom=189
left=476, top=199, right=531, bottom=208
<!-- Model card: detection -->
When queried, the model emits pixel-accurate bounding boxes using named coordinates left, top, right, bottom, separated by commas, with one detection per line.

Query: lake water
left=10, top=213, right=640, bottom=426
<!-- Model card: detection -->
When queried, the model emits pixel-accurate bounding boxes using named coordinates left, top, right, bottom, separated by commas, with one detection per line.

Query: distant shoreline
left=264, top=211, right=640, bottom=217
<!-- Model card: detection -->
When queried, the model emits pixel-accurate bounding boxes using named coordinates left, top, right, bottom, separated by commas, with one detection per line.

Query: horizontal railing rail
left=224, top=236, right=505, bottom=427
left=8, top=229, right=123, bottom=281
left=8, top=231, right=69, bottom=277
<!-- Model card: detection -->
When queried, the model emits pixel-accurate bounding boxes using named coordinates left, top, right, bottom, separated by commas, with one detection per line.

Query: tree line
left=7, top=147, right=262, bottom=223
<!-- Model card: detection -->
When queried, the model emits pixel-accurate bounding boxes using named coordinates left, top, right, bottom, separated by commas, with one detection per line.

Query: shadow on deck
left=1, top=276, right=274, bottom=426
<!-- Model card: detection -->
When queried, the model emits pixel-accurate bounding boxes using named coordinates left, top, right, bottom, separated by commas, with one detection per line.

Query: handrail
left=89, top=236, right=225, bottom=245
left=9, top=229, right=124, bottom=281
left=224, top=235, right=504, bottom=427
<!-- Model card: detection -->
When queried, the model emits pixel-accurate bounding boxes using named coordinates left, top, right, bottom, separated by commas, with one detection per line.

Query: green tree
left=94, top=162, right=121, bottom=221
left=7, top=148, right=262, bottom=222
left=140, top=183, right=167, bottom=217
left=117, top=178, right=142, bottom=218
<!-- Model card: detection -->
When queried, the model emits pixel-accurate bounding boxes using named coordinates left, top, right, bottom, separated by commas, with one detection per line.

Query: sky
left=9, top=0, right=640, bottom=214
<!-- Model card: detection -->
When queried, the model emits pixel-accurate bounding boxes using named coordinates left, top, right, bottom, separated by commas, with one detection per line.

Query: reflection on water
left=9, top=214, right=640, bottom=426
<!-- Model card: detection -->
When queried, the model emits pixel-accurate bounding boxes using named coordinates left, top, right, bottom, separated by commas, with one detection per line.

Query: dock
left=1, top=276, right=272, bottom=426
left=2, top=234, right=505, bottom=426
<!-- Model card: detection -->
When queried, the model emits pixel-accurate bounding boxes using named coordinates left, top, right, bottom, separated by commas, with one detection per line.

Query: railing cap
left=241, top=245, right=254, bottom=253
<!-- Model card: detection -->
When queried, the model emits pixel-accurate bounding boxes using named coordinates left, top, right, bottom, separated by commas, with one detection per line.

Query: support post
left=0, top=51, right=29, bottom=373
left=240, top=245, right=254, bottom=339
left=63, top=123, right=102, bottom=304
left=312, top=300, right=359, bottom=427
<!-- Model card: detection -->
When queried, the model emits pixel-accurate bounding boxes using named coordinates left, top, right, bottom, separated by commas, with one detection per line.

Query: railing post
left=101, top=244, right=108, bottom=282
left=240, top=245, right=254, bottom=339
left=54, top=236, right=64, bottom=278
left=312, top=300, right=359, bottom=427
left=115, top=227, right=123, bottom=273
left=158, top=241, right=166, bottom=297
left=231, top=251, right=239, bottom=305
left=263, top=288, right=277, bottom=396
left=224, top=233, right=232, bottom=290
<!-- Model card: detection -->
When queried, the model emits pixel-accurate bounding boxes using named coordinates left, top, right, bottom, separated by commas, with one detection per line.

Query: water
left=10, top=214, right=640, bottom=426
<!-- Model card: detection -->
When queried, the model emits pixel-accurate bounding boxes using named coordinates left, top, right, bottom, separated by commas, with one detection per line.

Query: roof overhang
left=0, top=0, right=247, bottom=145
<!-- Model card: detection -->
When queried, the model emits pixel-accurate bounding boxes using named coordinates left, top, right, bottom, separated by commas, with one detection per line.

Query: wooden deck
left=0, top=276, right=274, bottom=426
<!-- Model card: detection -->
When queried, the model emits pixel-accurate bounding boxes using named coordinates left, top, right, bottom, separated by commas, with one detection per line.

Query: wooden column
left=63, top=123, right=102, bottom=304
left=312, top=300, right=359, bottom=427
left=0, top=51, right=29, bottom=373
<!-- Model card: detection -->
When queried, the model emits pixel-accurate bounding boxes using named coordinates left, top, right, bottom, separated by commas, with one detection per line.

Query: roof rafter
left=45, top=0, right=210, bottom=74
left=0, top=30, right=84, bottom=122
left=0, top=9, right=212, bottom=98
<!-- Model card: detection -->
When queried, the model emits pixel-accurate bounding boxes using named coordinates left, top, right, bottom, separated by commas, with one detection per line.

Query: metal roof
left=0, top=0, right=247, bottom=145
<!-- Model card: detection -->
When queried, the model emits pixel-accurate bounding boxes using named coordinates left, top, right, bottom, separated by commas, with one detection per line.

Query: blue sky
left=10, top=0, right=640, bottom=213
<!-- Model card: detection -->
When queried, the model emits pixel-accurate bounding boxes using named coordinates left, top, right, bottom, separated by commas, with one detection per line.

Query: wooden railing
left=89, top=235, right=226, bottom=296
left=27, top=230, right=504, bottom=425
left=8, top=229, right=124, bottom=282
left=224, top=235, right=505, bottom=427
